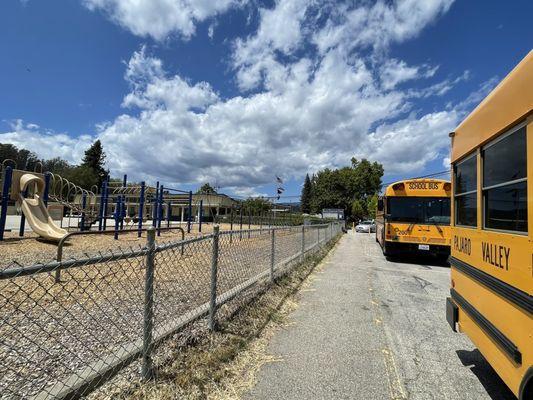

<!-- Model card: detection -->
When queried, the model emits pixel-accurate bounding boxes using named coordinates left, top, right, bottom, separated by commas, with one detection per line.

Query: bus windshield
left=388, top=197, right=450, bottom=224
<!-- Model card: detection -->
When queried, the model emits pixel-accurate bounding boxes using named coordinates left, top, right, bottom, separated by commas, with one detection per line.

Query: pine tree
left=82, top=140, right=108, bottom=186
left=301, top=173, right=313, bottom=214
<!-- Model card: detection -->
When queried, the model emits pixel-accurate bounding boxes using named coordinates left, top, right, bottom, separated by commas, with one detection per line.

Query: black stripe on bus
left=450, top=256, right=533, bottom=315
left=450, top=288, right=522, bottom=365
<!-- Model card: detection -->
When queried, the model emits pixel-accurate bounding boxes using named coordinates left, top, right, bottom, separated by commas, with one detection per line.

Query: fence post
left=142, top=228, right=156, bottom=380
left=301, top=225, right=305, bottom=261
left=270, top=228, right=275, bottom=283
left=209, top=225, right=220, bottom=331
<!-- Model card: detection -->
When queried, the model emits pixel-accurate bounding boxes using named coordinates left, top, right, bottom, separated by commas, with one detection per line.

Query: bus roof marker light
left=392, top=182, right=405, bottom=191
left=443, top=183, right=451, bottom=191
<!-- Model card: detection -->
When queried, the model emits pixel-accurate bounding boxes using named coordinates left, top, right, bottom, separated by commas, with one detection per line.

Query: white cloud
left=0, top=120, right=93, bottom=164
left=361, top=111, right=459, bottom=174
left=2, top=0, right=470, bottom=193
left=232, top=0, right=311, bottom=91
left=313, top=0, right=455, bottom=54
left=82, top=0, right=244, bottom=40
left=380, top=59, right=438, bottom=90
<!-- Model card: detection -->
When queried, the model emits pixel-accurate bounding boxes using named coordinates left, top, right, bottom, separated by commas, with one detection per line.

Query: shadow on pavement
left=385, top=253, right=450, bottom=269
left=456, top=349, right=516, bottom=400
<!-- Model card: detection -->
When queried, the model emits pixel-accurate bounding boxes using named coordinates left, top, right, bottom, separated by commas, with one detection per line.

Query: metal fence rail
left=0, top=222, right=342, bottom=399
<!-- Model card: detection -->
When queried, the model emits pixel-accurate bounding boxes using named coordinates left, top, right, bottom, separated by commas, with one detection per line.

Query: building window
left=482, top=124, right=527, bottom=232
left=454, top=153, right=477, bottom=227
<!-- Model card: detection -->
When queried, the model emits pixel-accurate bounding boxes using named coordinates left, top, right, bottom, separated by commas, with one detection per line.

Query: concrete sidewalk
left=245, top=232, right=514, bottom=400
left=245, top=233, right=403, bottom=400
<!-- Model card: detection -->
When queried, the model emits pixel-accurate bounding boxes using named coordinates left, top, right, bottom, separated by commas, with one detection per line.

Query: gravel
left=0, top=224, right=327, bottom=399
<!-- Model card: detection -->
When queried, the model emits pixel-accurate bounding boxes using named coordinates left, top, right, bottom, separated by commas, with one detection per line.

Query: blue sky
left=1, top=0, right=532, bottom=200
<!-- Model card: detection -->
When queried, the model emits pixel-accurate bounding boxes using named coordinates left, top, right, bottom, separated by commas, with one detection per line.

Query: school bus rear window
left=482, top=124, right=527, bottom=232
left=454, top=154, right=477, bottom=227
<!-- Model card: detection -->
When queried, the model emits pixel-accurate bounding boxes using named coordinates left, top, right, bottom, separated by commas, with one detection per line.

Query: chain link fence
left=0, top=222, right=342, bottom=399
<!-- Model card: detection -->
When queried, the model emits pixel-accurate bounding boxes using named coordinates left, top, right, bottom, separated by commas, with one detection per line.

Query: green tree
left=366, top=194, right=378, bottom=219
left=351, top=199, right=365, bottom=221
left=242, top=197, right=272, bottom=214
left=300, top=173, right=313, bottom=214
left=81, top=140, right=107, bottom=186
left=0, top=143, right=40, bottom=171
left=63, top=165, right=99, bottom=192
left=196, top=183, right=217, bottom=194
left=308, top=158, right=383, bottom=221
left=43, top=157, right=73, bottom=175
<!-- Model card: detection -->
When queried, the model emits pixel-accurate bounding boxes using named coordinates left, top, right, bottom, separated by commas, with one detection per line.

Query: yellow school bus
left=446, top=51, right=533, bottom=399
left=375, top=179, right=451, bottom=258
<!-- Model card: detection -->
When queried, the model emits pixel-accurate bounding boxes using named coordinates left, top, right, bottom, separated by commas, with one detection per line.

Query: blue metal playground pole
left=157, top=185, right=163, bottom=236
left=0, top=166, right=13, bottom=241
left=166, top=200, right=171, bottom=228
left=114, top=196, right=121, bottom=240
left=43, top=172, right=51, bottom=207
left=80, top=192, right=87, bottom=231
left=19, top=188, right=28, bottom=237
left=187, top=190, right=192, bottom=233
left=120, top=174, right=127, bottom=230
left=153, top=181, right=159, bottom=227
left=98, top=180, right=107, bottom=231
left=103, top=182, right=109, bottom=230
left=138, top=181, right=145, bottom=237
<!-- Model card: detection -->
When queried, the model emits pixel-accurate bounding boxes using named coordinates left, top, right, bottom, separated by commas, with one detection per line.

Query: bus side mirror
left=377, top=198, right=384, bottom=211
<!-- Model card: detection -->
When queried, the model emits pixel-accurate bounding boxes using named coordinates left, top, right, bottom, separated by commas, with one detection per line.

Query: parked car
left=355, top=220, right=376, bottom=233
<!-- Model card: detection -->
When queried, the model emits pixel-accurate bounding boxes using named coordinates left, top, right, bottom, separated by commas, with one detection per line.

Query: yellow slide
left=18, top=173, right=67, bottom=242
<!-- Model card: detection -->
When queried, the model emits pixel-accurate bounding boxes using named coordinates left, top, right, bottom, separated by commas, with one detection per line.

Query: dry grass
left=102, top=238, right=340, bottom=400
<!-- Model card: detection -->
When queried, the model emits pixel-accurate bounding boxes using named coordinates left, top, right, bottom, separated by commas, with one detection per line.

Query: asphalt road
left=245, top=231, right=516, bottom=400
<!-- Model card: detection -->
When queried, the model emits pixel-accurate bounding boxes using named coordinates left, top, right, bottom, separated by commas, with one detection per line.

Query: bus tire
left=519, top=367, right=533, bottom=400
left=382, top=242, right=389, bottom=257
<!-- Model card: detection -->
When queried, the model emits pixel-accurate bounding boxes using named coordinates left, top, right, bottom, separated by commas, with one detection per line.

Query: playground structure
left=18, top=173, right=68, bottom=241
left=1, top=161, right=306, bottom=243
left=0, top=161, right=198, bottom=242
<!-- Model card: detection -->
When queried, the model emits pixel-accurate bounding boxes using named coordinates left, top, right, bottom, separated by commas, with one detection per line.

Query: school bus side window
left=454, top=154, right=477, bottom=227
left=482, top=124, right=527, bottom=232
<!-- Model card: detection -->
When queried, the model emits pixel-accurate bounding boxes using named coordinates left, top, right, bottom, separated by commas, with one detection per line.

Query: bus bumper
left=446, top=297, right=458, bottom=332
left=385, top=241, right=450, bottom=257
